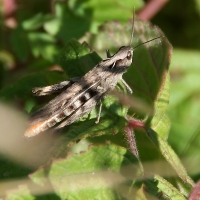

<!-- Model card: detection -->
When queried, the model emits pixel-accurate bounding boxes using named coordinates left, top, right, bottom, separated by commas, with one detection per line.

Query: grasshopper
left=25, top=18, right=163, bottom=137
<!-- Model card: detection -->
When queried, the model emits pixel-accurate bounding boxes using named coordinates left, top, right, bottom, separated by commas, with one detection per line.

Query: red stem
left=137, top=0, right=169, bottom=20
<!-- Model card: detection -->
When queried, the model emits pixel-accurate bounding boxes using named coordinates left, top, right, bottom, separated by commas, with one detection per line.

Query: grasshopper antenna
left=133, top=35, right=165, bottom=50
left=129, top=8, right=165, bottom=49
left=129, top=8, right=135, bottom=46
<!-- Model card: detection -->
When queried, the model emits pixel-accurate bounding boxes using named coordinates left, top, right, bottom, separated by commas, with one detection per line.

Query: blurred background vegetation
left=0, top=0, right=200, bottom=198
left=152, top=0, right=200, bottom=182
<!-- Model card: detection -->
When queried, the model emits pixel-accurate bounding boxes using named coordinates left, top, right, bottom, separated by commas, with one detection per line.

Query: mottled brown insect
left=25, top=18, right=163, bottom=137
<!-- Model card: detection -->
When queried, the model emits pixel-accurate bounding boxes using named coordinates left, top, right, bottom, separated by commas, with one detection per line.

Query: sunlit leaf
left=154, top=174, right=186, bottom=199
left=30, top=143, right=142, bottom=199
left=146, top=128, right=194, bottom=187
left=22, top=13, right=53, bottom=31
left=6, top=185, right=34, bottom=200
left=27, top=32, right=60, bottom=62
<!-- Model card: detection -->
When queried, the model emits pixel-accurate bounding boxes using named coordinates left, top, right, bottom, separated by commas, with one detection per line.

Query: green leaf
left=60, top=117, right=127, bottom=147
left=44, top=1, right=144, bottom=42
left=150, top=73, right=171, bottom=139
left=59, top=39, right=101, bottom=77
left=146, top=128, right=194, bottom=187
left=27, top=32, right=60, bottom=62
left=45, top=3, right=91, bottom=43
left=27, top=58, right=52, bottom=70
left=103, top=95, right=128, bottom=117
left=152, top=114, right=171, bottom=139
left=6, top=185, right=34, bottom=200
left=44, top=18, right=60, bottom=36
left=11, top=26, right=30, bottom=61
left=22, top=13, right=54, bottom=31
left=68, top=0, right=144, bottom=22
left=154, top=174, right=186, bottom=199
left=30, top=143, right=142, bottom=199
left=0, top=71, right=65, bottom=102
left=140, top=175, right=186, bottom=199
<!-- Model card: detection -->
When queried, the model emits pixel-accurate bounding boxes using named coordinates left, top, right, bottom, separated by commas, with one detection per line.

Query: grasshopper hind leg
left=32, top=77, right=80, bottom=96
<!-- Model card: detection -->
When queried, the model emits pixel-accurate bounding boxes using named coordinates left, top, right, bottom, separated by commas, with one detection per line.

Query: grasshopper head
left=113, top=46, right=133, bottom=70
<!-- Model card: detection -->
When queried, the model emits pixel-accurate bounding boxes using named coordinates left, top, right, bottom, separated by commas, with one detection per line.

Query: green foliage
left=168, top=49, right=200, bottom=169
left=0, top=0, right=199, bottom=199
left=31, top=144, right=141, bottom=199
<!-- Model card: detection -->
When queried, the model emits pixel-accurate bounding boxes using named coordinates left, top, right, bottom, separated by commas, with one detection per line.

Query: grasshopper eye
left=127, top=51, right=132, bottom=60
